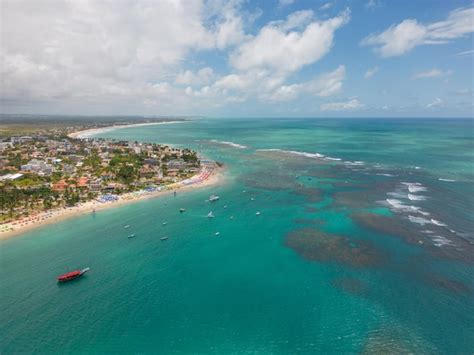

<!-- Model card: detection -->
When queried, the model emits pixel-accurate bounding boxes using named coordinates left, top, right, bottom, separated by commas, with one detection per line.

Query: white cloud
left=456, top=49, right=474, bottom=56
left=451, top=88, right=472, bottom=96
left=411, top=68, right=452, bottom=79
left=320, top=3, right=333, bottom=11
left=0, top=0, right=261, bottom=114
left=365, top=0, right=381, bottom=9
left=305, top=65, right=345, bottom=97
left=361, top=7, right=474, bottom=57
left=264, top=84, right=300, bottom=102
left=364, top=66, right=379, bottom=79
left=426, top=97, right=444, bottom=108
left=175, top=68, right=215, bottom=86
left=230, top=9, right=350, bottom=72
left=320, top=98, right=364, bottom=111
left=0, top=1, right=220, bottom=106
left=189, top=65, right=345, bottom=104
left=211, top=1, right=248, bottom=49
left=278, top=0, right=296, bottom=7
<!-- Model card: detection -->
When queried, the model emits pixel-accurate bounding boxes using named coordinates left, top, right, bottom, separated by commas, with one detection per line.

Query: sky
left=1, top=0, right=473, bottom=118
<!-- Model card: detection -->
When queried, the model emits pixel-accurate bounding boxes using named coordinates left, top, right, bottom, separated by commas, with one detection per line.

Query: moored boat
left=209, top=194, right=220, bottom=202
left=57, top=267, right=90, bottom=283
left=207, top=211, right=214, bottom=218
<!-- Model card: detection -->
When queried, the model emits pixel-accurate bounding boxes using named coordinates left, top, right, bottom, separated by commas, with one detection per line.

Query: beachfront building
left=21, top=159, right=54, bottom=175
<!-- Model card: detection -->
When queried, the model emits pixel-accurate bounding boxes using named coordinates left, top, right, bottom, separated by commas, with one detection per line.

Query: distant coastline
left=1, top=122, right=223, bottom=240
left=67, top=121, right=185, bottom=139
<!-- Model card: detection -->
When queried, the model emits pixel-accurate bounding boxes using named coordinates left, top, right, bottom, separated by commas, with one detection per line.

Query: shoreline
left=1, top=122, right=222, bottom=240
left=67, top=121, right=185, bottom=139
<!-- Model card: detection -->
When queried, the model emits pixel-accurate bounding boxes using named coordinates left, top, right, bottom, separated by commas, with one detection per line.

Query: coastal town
left=0, top=125, right=218, bottom=236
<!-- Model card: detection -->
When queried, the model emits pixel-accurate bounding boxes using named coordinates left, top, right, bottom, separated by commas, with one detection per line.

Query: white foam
left=408, top=215, right=432, bottom=225
left=430, top=219, right=447, bottom=227
left=376, top=173, right=395, bottom=177
left=438, top=178, right=456, bottom=182
left=401, top=182, right=427, bottom=193
left=324, top=157, right=342, bottom=161
left=385, top=199, right=430, bottom=215
left=408, top=194, right=426, bottom=201
left=344, top=161, right=365, bottom=166
left=431, top=235, right=453, bottom=247
left=256, top=149, right=325, bottom=159
left=210, top=140, right=247, bottom=149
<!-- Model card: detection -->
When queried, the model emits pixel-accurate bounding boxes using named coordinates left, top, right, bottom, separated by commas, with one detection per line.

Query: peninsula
left=0, top=120, right=220, bottom=238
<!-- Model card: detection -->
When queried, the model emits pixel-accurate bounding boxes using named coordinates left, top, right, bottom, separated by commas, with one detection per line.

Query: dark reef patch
left=331, top=277, right=368, bottom=296
left=424, top=273, right=472, bottom=295
left=361, top=327, right=435, bottom=354
left=351, top=213, right=419, bottom=243
left=292, top=185, right=323, bottom=202
left=285, top=228, right=387, bottom=268
left=333, top=190, right=375, bottom=209
left=352, top=213, right=474, bottom=264
left=240, top=170, right=298, bottom=191
left=294, top=218, right=326, bottom=226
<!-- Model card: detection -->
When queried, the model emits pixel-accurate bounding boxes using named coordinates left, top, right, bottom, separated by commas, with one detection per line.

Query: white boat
left=128, top=234, right=136, bottom=239
left=160, top=236, right=169, bottom=241
left=215, top=232, right=220, bottom=236
left=207, top=211, right=215, bottom=218
left=124, top=225, right=130, bottom=229
left=209, top=195, right=220, bottom=202
left=162, top=222, right=168, bottom=226
left=256, top=212, right=261, bottom=216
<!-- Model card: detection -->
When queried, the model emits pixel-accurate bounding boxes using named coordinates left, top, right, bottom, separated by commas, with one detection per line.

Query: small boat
left=250, top=197, right=255, bottom=201
left=57, top=267, right=90, bottom=283
left=207, top=211, right=215, bottom=218
left=256, top=211, right=261, bottom=216
left=179, top=208, right=186, bottom=213
left=223, top=205, right=227, bottom=209
left=215, top=232, right=220, bottom=236
left=128, top=234, right=136, bottom=239
left=160, top=236, right=169, bottom=241
left=162, top=222, right=168, bottom=226
left=209, top=195, right=220, bottom=202
left=230, top=216, right=234, bottom=219
left=124, top=225, right=130, bottom=229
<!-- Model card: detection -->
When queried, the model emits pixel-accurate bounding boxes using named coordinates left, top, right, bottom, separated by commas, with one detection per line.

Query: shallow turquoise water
left=1, top=118, right=473, bottom=353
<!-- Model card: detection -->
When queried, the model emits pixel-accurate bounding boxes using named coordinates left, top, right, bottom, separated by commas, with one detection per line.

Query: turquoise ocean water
left=1, top=118, right=473, bottom=353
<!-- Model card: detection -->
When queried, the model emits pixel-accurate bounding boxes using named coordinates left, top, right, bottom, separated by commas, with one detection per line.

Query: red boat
left=57, top=267, right=90, bottom=283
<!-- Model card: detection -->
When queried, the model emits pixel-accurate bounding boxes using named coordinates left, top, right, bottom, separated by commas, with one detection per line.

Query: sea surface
left=1, top=118, right=473, bottom=354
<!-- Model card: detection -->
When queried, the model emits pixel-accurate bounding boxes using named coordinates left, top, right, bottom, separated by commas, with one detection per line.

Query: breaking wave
left=385, top=199, right=430, bottom=215
left=256, top=149, right=325, bottom=159
left=408, top=194, right=426, bottom=201
left=401, top=182, right=427, bottom=193
left=210, top=140, right=248, bottom=149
